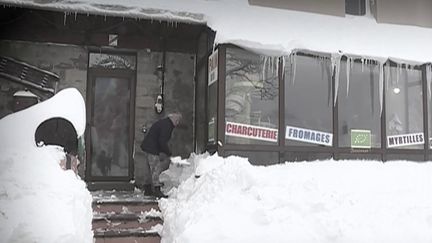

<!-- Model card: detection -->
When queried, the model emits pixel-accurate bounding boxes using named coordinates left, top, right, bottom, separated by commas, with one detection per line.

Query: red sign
left=226, top=121, right=278, bottom=142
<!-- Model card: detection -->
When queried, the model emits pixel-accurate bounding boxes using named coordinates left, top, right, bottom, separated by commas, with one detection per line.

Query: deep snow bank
left=0, top=147, right=93, bottom=243
left=0, top=88, right=92, bottom=243
left=160, top=154, right=432, bottom=243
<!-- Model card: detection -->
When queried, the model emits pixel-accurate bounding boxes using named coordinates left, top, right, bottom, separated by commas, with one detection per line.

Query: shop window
left=225, top=47, right=279, bottom=145
left=428, top=65, right=432, bottom=148
left=207, top=50, right=218, bottom=145
left=285, top=54, right=333, bottom=147
left=338, top=59, right=381, bottom=148
left=385, top=65, right=424, bottom=149
left=208, top=79, right=217, bottom=144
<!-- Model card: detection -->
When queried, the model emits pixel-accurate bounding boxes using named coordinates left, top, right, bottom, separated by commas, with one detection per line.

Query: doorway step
left=92, top=191, right=162, bottom=243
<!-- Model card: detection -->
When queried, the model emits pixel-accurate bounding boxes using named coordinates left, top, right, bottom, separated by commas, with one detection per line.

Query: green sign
left=351, top=129, right=371, bottom=149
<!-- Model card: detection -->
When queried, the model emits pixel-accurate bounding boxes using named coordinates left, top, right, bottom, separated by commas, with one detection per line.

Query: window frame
left=210, top=44, right=430, bottom=163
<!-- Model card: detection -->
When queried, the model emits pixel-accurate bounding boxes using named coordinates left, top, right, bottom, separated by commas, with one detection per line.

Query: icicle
left=385, top=62, right=390, bottom=91
left=74, top=12, right=77, bottom=21
left=63, top=12, right=67, bottom=26
left=104, top=15, right=107, bottom=21
left=320, top=57, right=325, bottom=80
left=361, top=58, right=365, bottom=72
left=290, top=52, right=297, bottom=85
left=262, top=56, right=268, bottom=83
left=346, top=57, right=351, bottom=97
left=379, top=62, right=384, bottom=116
left=331, top=53, right=342, bottom=106
left=396, top=63, right=400, bottom=84
left=281, top=56, right=286, bottom=82
left=427, top=65, right=431, bottom=97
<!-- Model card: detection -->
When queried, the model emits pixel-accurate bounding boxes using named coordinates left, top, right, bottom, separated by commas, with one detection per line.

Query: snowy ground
left=0, top=88, right=93, bottom=243
left=160, top=153, right=432, bottom=243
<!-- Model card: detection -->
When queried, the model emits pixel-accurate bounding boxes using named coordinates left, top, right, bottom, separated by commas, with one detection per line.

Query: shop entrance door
left=85, top=53, right=136, bottom=189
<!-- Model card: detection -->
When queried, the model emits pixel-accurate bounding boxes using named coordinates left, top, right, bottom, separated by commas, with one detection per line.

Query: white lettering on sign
left=285, top=125, right=333, bottom=146
left=225, top=121, right=278, bottom=142
left=387, top=132, right=424, bottom=148
left=208, top=50, right=218, bottom=86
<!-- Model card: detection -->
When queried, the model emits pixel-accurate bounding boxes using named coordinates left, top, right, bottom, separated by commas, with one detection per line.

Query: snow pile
left=0, top=88, right=93, bottom=243
left=0, top=88, right=86, bottom=150
left=160, top=154, right=432, bottom=243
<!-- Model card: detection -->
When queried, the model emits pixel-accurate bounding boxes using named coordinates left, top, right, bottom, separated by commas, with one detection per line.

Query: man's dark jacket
left=140, top=117, right=174, bottom=156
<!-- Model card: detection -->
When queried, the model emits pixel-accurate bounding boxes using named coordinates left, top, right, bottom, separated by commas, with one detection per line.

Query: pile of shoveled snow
left=0, top=146, right=93, bottom=243
left=0, top=88, right=92, bottom=243
left=160, top=153, right=432, bottom=243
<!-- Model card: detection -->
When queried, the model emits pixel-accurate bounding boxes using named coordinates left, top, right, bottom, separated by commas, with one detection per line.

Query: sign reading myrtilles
left=387, top=132, right=424, bottom=148
left=225, top=121, right=278, bottom=142
left=285, top=125, right=333, bottom=146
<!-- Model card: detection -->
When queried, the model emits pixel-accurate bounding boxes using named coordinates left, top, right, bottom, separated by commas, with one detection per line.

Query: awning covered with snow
left=2, top=0, right=432, bottom=65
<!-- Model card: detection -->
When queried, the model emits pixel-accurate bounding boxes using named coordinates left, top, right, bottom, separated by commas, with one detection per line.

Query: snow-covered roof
left=3, top=0, right=432, bottom=64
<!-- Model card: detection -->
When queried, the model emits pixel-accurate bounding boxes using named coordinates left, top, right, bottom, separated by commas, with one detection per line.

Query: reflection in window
left=89, top=53, right=136, bottom=70
left=225, top=47, right=279, bottom=145
left=338, top=59, right=381, bottom=148
left=208, top=82, right=217, bottom=144
left=285, top=54, right=333, bottom=147
left=91, top=77, right=130, bottom=176
left=385, top=65, right=423, bottom=149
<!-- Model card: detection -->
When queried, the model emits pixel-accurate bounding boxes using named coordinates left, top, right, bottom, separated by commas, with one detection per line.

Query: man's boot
left=143, top=184, right=153, bottom=196
left=153, top=186, right=168, bottom=198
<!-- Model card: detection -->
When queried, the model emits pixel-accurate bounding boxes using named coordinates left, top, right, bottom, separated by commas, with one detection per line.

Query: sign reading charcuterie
left=225, top=121, right=278, bottom=142
left=387, top=132, right=424, bottom=148
left=285, top=125, right=333, bottom=146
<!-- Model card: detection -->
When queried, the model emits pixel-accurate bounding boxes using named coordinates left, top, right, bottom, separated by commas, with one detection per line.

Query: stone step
left=92, top=213, right=162, bottom=230
left=93, top=203, right=160, bottom=214
left=91, top=191, right=162, bottom=243
left=93, top=228, right=161, bottom=243
left=94, top=236, right=160, bottom=243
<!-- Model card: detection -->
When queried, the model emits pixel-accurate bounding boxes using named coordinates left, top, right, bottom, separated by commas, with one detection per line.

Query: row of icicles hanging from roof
left=61, top=11, right=181, bottom=27
left=260, top=53, right=432, bottom=115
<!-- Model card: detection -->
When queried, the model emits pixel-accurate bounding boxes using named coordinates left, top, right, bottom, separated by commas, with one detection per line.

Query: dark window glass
left=285, top=54, right=333, bottom=147
left=386, top=153, right=424, bottom=162
left=208, top=82, right=217, bottom=144
left=89, top=53, right=136, bottom=70
left=427, top=65, right=432, bottom=148
left=338, top=59, right=381, bottom=148
left=345, top=0, right=365, bottom=15
left=224, top=150, right=279, bottom=165
left=225, top=47, right=279, bottom=145
left=91, top=77, right=130, bottom=176
left=282, top=152, right=333, bottom=162
left=385, top=65, right=423, bottom=149
left=338, top=153, right=381, bottom=161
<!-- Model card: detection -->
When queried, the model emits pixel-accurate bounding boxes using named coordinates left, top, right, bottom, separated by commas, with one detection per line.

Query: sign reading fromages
left=225, top=121, right=278, bottom=142
left=285, top=125, right=333, bottom=146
